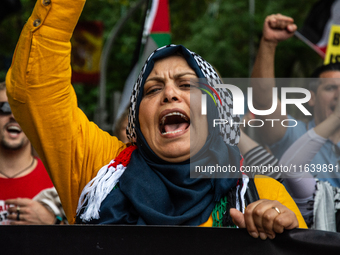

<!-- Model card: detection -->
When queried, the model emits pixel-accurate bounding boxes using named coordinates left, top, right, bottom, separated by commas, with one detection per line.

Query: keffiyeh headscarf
left=127, top=44, right=240, bottom=146
left=77, top=45, right=242, bottom=225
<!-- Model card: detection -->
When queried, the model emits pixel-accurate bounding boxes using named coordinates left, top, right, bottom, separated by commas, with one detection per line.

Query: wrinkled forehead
left=134, top=46, right=206, bottom=119
left=138, top=47, right=205, bottom=101
left=145, top=55, right=197, bottom=84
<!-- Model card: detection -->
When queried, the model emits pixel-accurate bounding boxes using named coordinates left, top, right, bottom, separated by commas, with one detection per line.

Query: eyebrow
left=145, top=72, right=197, bottom=84
left=174, top=72, right=197, bottom=79
left=321, top=83, right=340, bottom=88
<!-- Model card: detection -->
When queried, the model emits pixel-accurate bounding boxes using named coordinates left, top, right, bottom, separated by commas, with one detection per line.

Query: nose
left=162, top=83, right=180, bottom=103
left=5, top=114, right=16, bottom=123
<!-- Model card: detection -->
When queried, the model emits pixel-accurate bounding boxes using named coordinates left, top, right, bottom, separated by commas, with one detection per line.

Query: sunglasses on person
left=0, top=102, right=12, bottom=115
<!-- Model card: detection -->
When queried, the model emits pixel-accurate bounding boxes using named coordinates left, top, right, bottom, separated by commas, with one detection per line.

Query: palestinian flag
left=298, top=0, right=340, bottom=58
left=115, top=0, right=171, bottom=123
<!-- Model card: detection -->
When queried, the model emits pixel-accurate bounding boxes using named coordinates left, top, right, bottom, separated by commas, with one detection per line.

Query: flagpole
left=96, top=0, right=148, bottom=130
left=294, top=31, right=325, bottom=59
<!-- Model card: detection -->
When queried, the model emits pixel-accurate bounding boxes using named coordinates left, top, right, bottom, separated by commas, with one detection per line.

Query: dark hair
left=308, top=63, right=340, bottom=92
left=112, top=106, right=129, bottom=140
left=310, top=63, right=340, bottom=78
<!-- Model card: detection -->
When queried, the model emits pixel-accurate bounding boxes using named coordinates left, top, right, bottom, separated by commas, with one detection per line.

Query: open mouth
left=6, top=124, right=22, bottom=135
left=159, top=111, right=190, bottom=135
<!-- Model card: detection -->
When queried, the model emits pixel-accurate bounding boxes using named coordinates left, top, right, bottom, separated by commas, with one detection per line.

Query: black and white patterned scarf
left=127, top=44, right=240, bottom=146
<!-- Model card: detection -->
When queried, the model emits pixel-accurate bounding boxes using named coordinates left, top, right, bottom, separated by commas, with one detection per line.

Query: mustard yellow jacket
left=6, top=0, right=306, bottom=228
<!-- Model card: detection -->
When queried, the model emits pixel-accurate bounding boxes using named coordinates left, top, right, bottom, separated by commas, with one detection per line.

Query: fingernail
left=250, top=232, right=259, bottom=238
left=259, top=232, right=267, bottom=240
left=267, top=234, right=275, bottom=239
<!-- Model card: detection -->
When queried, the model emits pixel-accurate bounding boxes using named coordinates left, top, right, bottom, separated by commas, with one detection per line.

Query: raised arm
left=6, top=0, right=126, bottom=223
left=252, top=14, right=297, bottom=78
left=279, top=95, right=340, bottom=197
left=280, top=94, right=340, bottom=172
left=251, top=14, right=297, bottom=145
left=313, top=92, right=340, bottom=139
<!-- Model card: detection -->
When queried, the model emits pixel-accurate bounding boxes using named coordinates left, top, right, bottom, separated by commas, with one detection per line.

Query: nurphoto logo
left=199, top=80, right=312, bottom=128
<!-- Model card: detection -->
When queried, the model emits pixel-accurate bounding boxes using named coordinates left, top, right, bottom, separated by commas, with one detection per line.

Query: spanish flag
left=71, top=21, right=104, bottom=85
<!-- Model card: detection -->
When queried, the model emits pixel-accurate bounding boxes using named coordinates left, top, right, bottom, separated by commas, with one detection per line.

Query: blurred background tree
left=0, top=0, right=322, bottom=128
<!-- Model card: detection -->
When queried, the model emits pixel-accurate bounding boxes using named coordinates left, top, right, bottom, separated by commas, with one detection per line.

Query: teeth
left=161, top=129, right=183, bottom=135
left=161, top=112, right=188, bottom=125
left=7, top=125, right=21, bottom=132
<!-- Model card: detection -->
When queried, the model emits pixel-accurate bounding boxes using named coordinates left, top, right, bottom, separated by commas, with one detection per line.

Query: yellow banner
left=324, top=25, right=340, bottom=64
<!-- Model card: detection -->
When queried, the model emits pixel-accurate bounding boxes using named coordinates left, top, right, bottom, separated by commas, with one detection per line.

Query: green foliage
left=0, top=0, right=36, bottom=81
left=171, top=0, right=322, bottom=79
left=0, top=0, right=326, bottom=123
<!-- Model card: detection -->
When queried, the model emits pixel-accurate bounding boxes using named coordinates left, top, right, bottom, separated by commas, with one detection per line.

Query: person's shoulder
left=254, top=175, right=283, bottom=200
left=286, top=114, right=309, bottom=130
left=254, top=175, right=282, bottom=187
left=35, top=157, right=46, bottom=170
left=271, top=115, right=308, bottom=145
left=268, top=115, right=308, bottom=157
left=33, top=158, right=54, bottom=185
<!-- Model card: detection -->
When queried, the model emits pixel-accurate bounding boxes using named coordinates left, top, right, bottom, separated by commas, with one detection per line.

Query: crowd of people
left=1, top=0, right=340, bottom=243
left=250, top=14, right=340, bottom=231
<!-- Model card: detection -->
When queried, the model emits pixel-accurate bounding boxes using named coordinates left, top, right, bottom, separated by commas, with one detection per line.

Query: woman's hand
left=230, top=199, right=299, bottom=240
left=6, top=198, right=55, bottom=225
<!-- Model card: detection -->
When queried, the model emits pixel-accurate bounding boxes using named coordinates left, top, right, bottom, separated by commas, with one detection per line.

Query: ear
left=308, top=90, right=316, bottom=107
